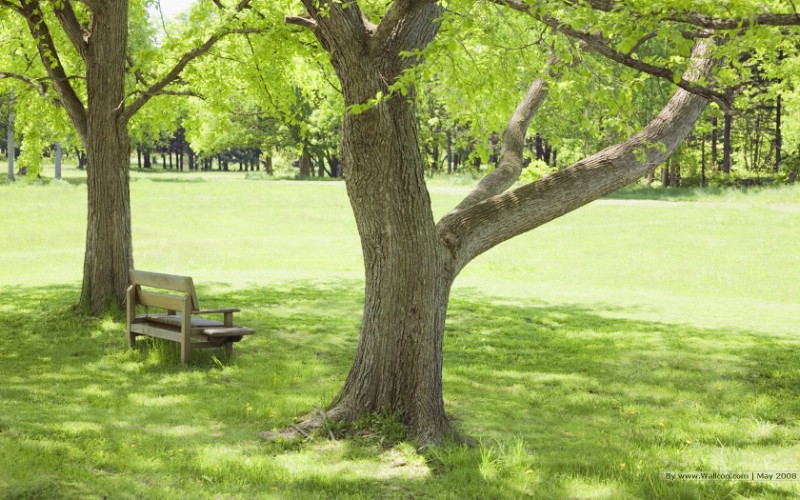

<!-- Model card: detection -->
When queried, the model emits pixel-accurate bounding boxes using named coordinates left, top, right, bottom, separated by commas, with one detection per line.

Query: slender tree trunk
left=671, top=160, right=680, bottom=187
left=701, top=137, right=707, bottom=187
left=6, top=102, right=14, bottom=182
left=447, top=130, right=453, bottom=174
left=55, top=142, right=62, bottom=180
left=264, top=156, right=273, bottom=175
left=76, top=149, right=87, bottom=169
left=752, top=111, right=761, bottom=171
left=710, top=115, right=718, bottom=170
left=78, top=2, right=133, bottom=314
left=722, top=113, right=732, bottom=174
left=775, top=94, right=782, bottom=173
left=535, top=132, right=544, bottom=160
left=299, top=150, right=312, bottom=177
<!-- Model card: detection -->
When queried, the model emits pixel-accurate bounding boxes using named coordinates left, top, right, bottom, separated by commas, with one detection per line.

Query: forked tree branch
left=285, top=14, right=318, bottom=31
left=288, top=0, right=372, bottom=53
left=448, top=55, right=561, bottom=212
left=122, top=1, right=261, bottom=123
left=437, top=40, right=715, bottom=273
left=371, top=0, right=438, bottom=50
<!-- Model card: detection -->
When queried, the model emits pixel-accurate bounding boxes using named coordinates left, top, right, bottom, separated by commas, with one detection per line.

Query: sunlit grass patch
left=1, top=178, right=799, bottom=497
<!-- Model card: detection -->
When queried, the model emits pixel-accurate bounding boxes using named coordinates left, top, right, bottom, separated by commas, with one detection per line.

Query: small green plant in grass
left=315, top=411, right=409, bottom=447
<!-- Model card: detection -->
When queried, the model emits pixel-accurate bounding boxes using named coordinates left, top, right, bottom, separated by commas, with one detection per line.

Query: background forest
left=1, top=0, right=798, bottom=187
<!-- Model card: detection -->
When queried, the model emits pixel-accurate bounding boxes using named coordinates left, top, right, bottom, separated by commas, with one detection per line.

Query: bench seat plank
left=147, top=315, right=225, bottom=328
left=145, top=315, right=255, bottom=337
left=201, top=327, right=254, bottom=337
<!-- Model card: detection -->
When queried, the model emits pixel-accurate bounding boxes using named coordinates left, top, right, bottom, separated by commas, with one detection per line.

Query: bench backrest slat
left=131, top=270, right=200, bottom=311
left=136, top=289, right=188, bottom=311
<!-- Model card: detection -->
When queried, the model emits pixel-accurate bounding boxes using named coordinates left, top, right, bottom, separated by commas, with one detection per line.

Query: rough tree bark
left=290, top=0, right=455, bottom=444
left=288, top=0, right=715, bottom=445
left=80, top=2, right=134, bottom=313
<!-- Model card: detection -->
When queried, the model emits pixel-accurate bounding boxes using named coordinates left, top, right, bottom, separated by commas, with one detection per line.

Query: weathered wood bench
left=126, top=270, right=255, bottom=363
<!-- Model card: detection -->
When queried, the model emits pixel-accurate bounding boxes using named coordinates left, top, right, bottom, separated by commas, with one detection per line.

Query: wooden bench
left=126, top=270, right=255, bottom=363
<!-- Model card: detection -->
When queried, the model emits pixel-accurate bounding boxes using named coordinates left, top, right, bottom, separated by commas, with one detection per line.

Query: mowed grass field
left=1, top=166, right=799, bottom=499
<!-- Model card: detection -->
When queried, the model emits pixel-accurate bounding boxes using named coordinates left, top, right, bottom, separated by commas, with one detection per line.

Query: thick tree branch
left=291, top=0, right=371, bottom=53
left=437, top=40, right=715, bottom=273
left=122, top=32, right=224, bottom=122
left=16, top=0, right=88, bottom=138
left=371, top=0, right=437, bottom=50
left=53, top=0, right=89, bottom=59
left=448, top=56, right=561, bottom=212
left=672, top=12, right=800, bottom=29
left=285, top=14, right=318, bottom=31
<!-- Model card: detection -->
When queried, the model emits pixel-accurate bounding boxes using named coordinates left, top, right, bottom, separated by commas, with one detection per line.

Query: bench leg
left=180, top=342, right=191, bottom=364
left=127, top=330, right=136, bottom=348
left=224, top=341, right=233, bottom=358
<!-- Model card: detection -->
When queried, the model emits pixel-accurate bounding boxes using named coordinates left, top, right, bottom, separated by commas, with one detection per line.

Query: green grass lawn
left=1, top=165, right=799, bottom=499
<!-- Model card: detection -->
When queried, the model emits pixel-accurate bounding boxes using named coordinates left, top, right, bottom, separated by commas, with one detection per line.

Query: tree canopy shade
left=0, top=0, right=264, bottom=313
left=283, top=0, right=800, bottom=445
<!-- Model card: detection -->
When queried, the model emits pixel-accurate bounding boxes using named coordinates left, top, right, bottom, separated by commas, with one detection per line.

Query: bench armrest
left=194, top=308, right=241, bottom=327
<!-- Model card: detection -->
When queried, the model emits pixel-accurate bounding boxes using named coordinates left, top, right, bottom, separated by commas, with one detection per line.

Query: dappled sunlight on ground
left=0, top=281, right=798, bottom=498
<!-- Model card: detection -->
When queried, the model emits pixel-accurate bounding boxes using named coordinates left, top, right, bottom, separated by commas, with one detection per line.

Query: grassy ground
left=1, top=165, right=799, bottom=498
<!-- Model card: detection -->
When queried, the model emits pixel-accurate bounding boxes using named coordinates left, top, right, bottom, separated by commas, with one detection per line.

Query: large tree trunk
left=290, top=3, right=714, bottom=446
left=317, top=8, right=455, bottom=443
left=78, top=2, right=133, bottom=314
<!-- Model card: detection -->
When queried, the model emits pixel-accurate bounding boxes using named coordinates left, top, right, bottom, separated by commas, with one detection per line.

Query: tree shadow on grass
left=0, top=282, right=797, bottom=498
